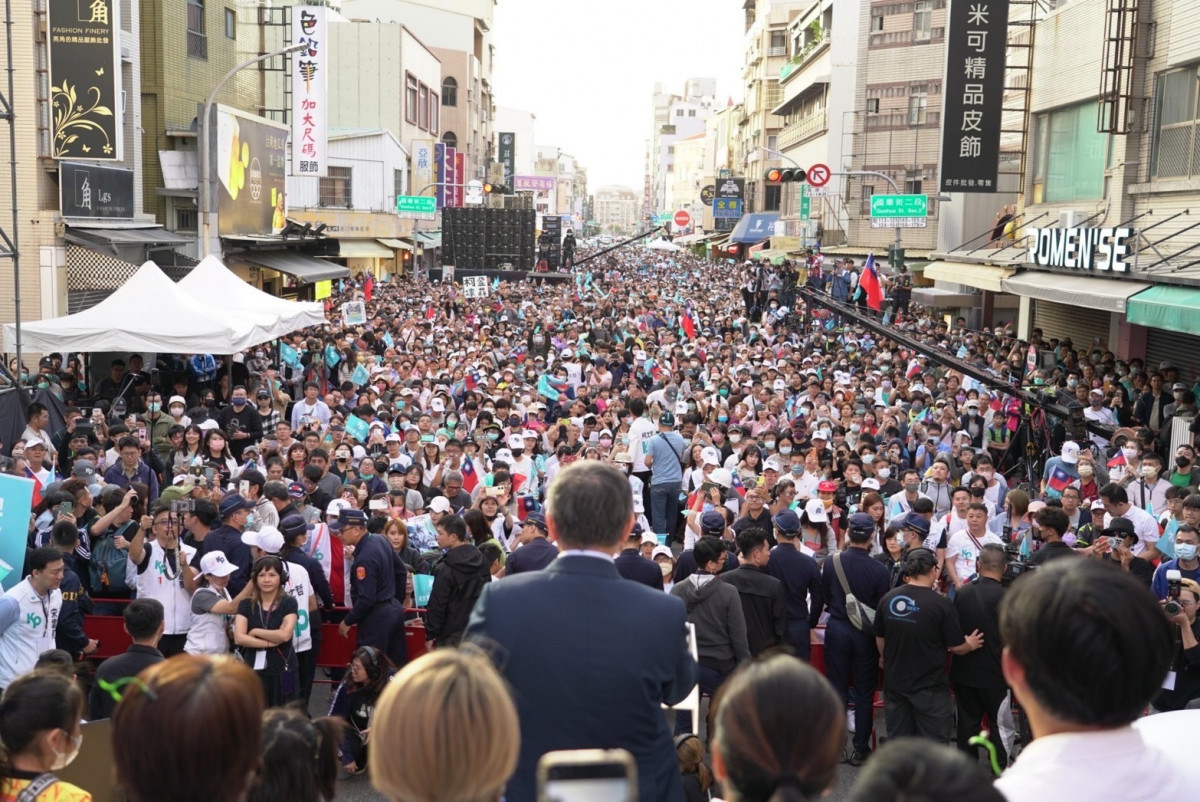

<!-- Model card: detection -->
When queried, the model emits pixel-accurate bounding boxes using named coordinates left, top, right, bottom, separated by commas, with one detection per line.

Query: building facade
left=593, top=185, right=639, bottom=235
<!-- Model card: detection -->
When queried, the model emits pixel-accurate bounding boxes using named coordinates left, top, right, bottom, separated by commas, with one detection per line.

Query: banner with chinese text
left=940, top=0, right=1009, bottom=192
left=48, top=0, right=122, bottom=160
left=291, top=5, right=327, bottom=177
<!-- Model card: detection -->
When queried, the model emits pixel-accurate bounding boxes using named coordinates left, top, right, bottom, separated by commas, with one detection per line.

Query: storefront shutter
left=1030, top=299, right=1110, bottom=349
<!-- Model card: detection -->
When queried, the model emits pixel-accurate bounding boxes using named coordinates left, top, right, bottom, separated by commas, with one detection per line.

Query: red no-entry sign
left=674, top=210, right=691, bottom=228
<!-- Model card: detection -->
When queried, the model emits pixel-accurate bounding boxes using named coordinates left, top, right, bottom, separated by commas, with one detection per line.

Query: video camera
left=1001, top=524, right=1035, bottom=586
left=170, top=498, right=195, bottom=514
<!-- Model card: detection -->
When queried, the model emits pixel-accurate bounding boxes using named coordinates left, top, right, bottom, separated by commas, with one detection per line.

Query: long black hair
left=0, top=672, right=85, bottom=777
left=247, top=708, right=342, bottom=802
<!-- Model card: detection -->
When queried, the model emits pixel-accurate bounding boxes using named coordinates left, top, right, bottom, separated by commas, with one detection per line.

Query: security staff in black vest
left=818, top=511, right=893, bottom=766
left=951, top=542, right=1009, bottom=769
left=336, top=508, right=408, bottom=668
left=723, top=527, right=786, bottom=656
left=766, top=510, right=822, bottom=660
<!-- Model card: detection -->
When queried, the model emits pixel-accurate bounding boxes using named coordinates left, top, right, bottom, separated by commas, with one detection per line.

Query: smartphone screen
left=57, top=502, right=74, bottom=518
left=542, top=762, right=634, bottom=802
left=138, top=427, right=147, bottom=443
left=239, top=480, right=250, bottom=496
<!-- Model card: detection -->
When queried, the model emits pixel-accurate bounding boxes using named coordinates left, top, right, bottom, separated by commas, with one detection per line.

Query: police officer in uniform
left=336, top=509, right=408, bottom=668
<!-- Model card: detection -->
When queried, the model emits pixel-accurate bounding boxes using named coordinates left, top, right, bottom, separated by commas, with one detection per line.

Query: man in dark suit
left=615, top=523, right=664, bottom=589
left=505, top=512, right=558, bottom=575
left=88, top=599, right=165, bottom=720
left=466, top=462, right=697, bottom=802
left=952, top=542, right=1009, bottom=768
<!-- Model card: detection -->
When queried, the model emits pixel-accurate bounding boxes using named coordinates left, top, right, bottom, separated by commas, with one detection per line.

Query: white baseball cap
left=804, top=498, right=828, bottom=523
left=1061, top=441, right=1080, bottom=465
left=241, top=526, right=285, bottom=554
left=199, top=550, right=238, bottom=577
left=429, top=496, right=453, bottom=513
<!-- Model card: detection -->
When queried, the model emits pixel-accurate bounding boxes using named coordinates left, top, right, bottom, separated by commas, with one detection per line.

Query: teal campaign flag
left=325, top=345, right=340, bottom=367
left=344, top=415, right=369, bottom=442
left=280, top=342, right=301, bottom=369
left=413, top=574, right=434, bottom=607
left=351, top=364, right=370, bottom=386
left=382, top=331, right=394, bottom=347
left=0, top=474, right=35, bottom=590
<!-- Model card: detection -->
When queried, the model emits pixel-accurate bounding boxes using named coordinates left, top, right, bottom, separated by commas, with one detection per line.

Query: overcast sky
left=491, top=0, right=745, bottom=191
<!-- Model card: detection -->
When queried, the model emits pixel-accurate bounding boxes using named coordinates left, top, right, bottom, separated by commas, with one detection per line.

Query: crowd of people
left=0, top=241, right=1197, bottom=800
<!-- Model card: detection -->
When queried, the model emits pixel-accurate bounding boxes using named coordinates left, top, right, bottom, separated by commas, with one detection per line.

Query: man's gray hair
left=546, top=462, right=633, bottom=550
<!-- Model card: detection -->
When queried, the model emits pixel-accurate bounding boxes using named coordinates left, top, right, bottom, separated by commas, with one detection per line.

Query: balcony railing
left=777, top=111, right=828, bottom=149
left=780, top=29, right=830, bottom=82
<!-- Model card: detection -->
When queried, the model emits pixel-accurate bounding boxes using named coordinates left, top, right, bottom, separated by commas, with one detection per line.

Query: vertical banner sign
left=411, top=138, right=434, bottom=199
left=454, top=151, right=465, bottom=208
left=940, top=0, right=1009, bottom=193
left=498, top=132, right=515, bottom=182
left=434, top=142, right=446, bottom=209
left=291, top=5, right=327, bottom=177
left=215, top=106, right=289, bottom=235
left=47, top=0, right=122, bottom=160
left=0, top=474, right=35, bottom=591
left=445, top=146, right=458, bottom=209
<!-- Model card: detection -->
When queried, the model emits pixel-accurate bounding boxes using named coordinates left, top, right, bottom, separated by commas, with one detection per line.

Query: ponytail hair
left=711, top=655, right=843, bottom=802
left=248, top=708, right=344, bottom=802
left=0, top=671, right=84, bottom=778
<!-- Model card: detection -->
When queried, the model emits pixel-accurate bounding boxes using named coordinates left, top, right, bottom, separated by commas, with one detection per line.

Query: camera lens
left=1165, top=600, right=1182, bottom=616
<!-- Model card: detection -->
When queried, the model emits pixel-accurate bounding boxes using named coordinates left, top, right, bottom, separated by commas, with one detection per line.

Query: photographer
left=1152, top=577, right=1200, bottom=713
left=1152, top=525, right=1200, bottom=600
left=1029, top=505, right=1077, bottom=566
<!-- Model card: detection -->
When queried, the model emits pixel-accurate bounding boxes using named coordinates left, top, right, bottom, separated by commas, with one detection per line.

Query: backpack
left=90, top=521, right=134, bottom=594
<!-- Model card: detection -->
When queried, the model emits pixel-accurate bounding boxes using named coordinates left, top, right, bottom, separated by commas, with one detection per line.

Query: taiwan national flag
left=1046, top=464, right=1073, bottom=498
left=517, top=495, right=539, bottom=523
left=24, top=466, right=43, bottom=508
left=511, top=471, right=528, bottom=495
left=464, top=369, right=481, bottom=392
left=681, top=306, right=696, bottom=340
left=460, top=457, right=479, bottom=494
left=363, top=273, right=374, bottom=303
left=730, top=472, right=747, bottom=499
left=1107, top=452, right=1126, bottom=470
left=859, top=253, right=885, bottom=311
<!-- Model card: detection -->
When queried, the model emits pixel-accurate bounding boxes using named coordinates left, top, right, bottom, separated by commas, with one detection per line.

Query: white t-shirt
left=1103, top=506, right=1161, bottom=555
left=946, top=530, right=1003, bottom=582
left=628, top=416, right=657, bottom=473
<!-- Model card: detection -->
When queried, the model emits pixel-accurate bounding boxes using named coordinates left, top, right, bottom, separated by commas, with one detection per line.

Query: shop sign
left=1028, top=226, right=1133, bottom=273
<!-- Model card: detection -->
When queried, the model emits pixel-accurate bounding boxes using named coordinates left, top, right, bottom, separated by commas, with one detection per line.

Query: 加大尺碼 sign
left=1028, top=227, right=1134, bottom=274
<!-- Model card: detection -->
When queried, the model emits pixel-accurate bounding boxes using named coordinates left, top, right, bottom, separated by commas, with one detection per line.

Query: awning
left=415, top=231, right=441, bottom=248
left=336, top=239, right=393, bottom=259
left=248, top=250, right=350, bottom=283
left=64, top=226, right=191, bottom=256
left=912, top=286, right=977, bottom=307
left=1127, top=284, right=1200, bottom=336
left=1000, top=271, right=1151, bottom=313
left=377, top=238, right=412, bottom=251
left=730, top=213, right=780, bottom=244
left=751, top=249, right=790, bottom=265
left=923, top=261, right=1015, bottom=293
left=675, top=232, right=720, bottom=245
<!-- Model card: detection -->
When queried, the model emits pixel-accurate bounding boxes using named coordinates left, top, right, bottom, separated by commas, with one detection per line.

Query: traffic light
left=765, top=168, right=807, bottom=182
left=484, top=183, right=512, bottom=194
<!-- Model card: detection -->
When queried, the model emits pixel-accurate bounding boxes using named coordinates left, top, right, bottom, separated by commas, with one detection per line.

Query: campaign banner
left=0, top=474, right=35, bottom=591
left=47, top=0, right=122, bottom=160
left=434, top=143, right=446, bottom=209
left=214, top=106, right=288, bottom=235
left=445, top=146, right=457, bottom=208
left=454, top=151, right=465, bottom=208
left=411, top=138, right=434, bottom=198
left=940, top=0, right=1009, bottom=192
left=291, top=5, right=328, bottom=177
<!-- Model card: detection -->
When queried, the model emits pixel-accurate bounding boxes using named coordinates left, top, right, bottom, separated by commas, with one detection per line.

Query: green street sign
left=396, top=195, right=437, bottom=219
left=800, top=184, right=810, bottom=222
left=870, top=194, right=928, bottom=218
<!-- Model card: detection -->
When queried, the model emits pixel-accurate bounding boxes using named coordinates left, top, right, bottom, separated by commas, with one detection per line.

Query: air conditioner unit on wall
left=1059, top=210, right=1088, bottom=228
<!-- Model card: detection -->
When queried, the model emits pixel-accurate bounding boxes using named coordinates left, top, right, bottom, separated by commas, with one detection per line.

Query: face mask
left=204, top=398, right=216, bottom=407
left=488, top=432, right=500, bottom=442
left=447, top=417, right=458, bottom=426
left=779, top=446, right=792, bottom=455
left=1062, top=533, right=1078, bottom=548
left=877, top=467, right=891, bottom=479
left=1067, top=379, right=1079, bottom=388
left=718, top=415, right=729, bottom=423
left=660, top=561, right=673, bottom=579
left=51, top=733, right=83, bottom=771
left=905, top=482, right=920, bottom=493
left=397, top=401, right=406, bottom=410
left=764, top=440, right=776, bottom=450
left=729, top=435, right=742, bottom=445
left=1141, top=465, right=1158, bottom=478
left=1122, top=447, right=1138, bottom=461
left=1178, top=456, right=1192, bottom=469
left=170, top=406, right=184, bottom=417
left=1078, top=464, right=1094, bottom=478
left=719, top=388, right=729, bottom=397
left=147, top=402, right=161, bottom=413
left=790, top=465, right=803, bottom=476
left=245, top=513, right=256, bottom=528
left=1177, top=543, right=1198, bottom=561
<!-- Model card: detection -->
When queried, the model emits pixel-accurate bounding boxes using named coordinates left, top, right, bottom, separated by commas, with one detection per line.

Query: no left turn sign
left=808, top=163, right=831, bottom=187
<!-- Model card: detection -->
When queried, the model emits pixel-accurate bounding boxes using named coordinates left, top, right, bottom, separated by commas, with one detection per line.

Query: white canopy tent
left=2, top=261, right=249, bottom=353
left=177, top=255, right=326, bottom=350
left=644, top=239, right=683, bottom=252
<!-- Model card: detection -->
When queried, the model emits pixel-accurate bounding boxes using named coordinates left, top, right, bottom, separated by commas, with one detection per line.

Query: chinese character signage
left=213, top=106, right=288, bottom=236
left=47, top=0, right=122, bottom=160
left=434, top=143, right=446, bottom=209
left=445, top=146, right=457, bottom=208
left=59, top=161, right=134, bottom=218
left=454, top=151, right=465, bottom=208
left=498, top=132, right=515, bottom=183
left=513, top=175, right=556, bottom=192
left=291, top=5, right=327, bottom=177
left=712, top=198, right=743, bottom=219
left=411, top=139, right=434, bottom=199
left=940, top=0, right=1009, bottom=193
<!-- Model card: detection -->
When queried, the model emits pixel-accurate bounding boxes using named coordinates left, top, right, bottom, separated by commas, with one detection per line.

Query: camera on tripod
left=170, top=498, right=195, bottom=513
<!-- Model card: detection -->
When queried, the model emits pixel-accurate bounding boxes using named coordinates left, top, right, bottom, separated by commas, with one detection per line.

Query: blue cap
left=333, top=508, right=368, bottom=531
left=773, top=509, right=802, bottom=534
left=218, top=494, right=254, bottom=518
left=848, top=512, right=876, bottom=533
left=524, top=511, right=549, bottom=532
left=278, top=514, right=310, bottom=539
left=902, top=512, right=931, bottom=535
left=700, top=509, right=726, bottom=533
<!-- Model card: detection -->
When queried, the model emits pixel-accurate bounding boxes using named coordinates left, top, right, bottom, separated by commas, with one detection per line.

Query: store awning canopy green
left=1127, top=284, right=1200, bottom=336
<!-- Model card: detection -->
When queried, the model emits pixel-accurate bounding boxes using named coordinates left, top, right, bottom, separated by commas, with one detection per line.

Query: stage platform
left=429, top=267, right=572, bottom=285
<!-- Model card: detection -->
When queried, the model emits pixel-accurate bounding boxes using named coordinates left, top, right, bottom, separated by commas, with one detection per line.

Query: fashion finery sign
left=1028, top=227, right=1133, bottom=274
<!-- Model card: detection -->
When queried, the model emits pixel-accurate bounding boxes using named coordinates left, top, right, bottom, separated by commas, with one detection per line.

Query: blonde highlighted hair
left=370, top=647, right=519, bottom=802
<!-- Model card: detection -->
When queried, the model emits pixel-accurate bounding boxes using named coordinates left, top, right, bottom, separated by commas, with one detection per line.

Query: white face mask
left=1122, top=447, right=1139, bottom=461
left=877, top=467, right=891, bottom=479
left=50, top=732, right=82, bottom=771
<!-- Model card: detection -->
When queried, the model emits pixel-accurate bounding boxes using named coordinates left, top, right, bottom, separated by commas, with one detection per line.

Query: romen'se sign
left=1029, top=227, right=1133, bottom=274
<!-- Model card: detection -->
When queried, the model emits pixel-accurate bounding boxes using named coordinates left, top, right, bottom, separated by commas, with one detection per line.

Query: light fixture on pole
left=197, top=42, right=306, bottom=258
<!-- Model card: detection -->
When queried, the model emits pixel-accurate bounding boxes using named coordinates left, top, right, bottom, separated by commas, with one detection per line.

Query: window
left=913, top=1, right=931, bottom=40
left=905, top=176, right=923, bottom=194
left=394, top=169, right=404, bottom=204
left=860, top=184, right=874, bottom=215
left=688, top=109, right=696, bottom=117
left=442, top=131, right=457, bottom=150
left=871, top=14, right=884, bottom=32
left=224, top=8, right=235, bottom=39
left=442, top=77, right=457, bottom=107
left=176, top=208, right=197, bottom=232
left=1033, top=101, right=1107, bottom=202
left=767, top=134, right=778, bottom=151
left=187, top=0, right=207, bottom=59
left=908, top=84, right=928, bottom=125
left=764, top=183, right=781, bottom=211
left=1152, top=68, right=1200, bottom=178
left=419, top=84, right=429, bottom=131
left=430, top=93, right=439, bottom=136
left=319, top=165, right=352, bottom=207
left=770, top=31, right=787, bottom=49
left=867, top=98, right=880, bottom=113
left=405, top=74, right=418, bottom=124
